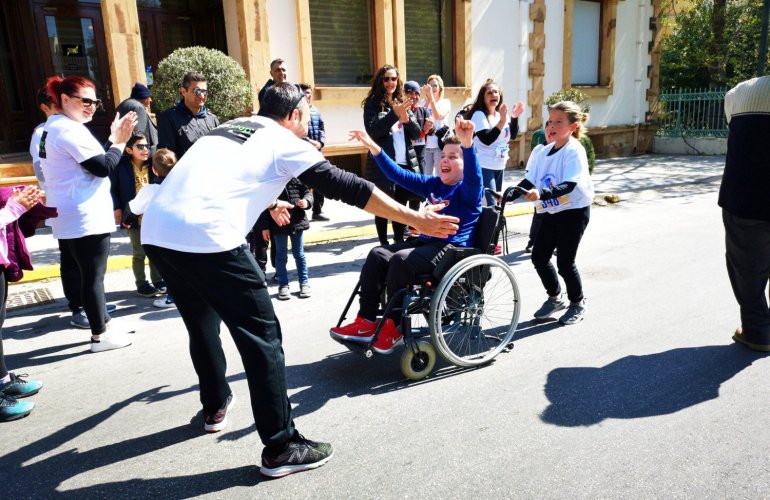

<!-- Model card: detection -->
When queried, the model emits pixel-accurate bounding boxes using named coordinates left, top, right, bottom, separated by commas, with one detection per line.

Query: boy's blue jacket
left=372, top=146, right=483, bottom=247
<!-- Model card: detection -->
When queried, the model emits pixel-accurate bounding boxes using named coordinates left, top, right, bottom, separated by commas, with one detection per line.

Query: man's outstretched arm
left=297, top=161, right=458, bottom=239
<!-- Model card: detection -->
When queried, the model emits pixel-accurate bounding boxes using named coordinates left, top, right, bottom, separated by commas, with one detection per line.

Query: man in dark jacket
left=116, top=83, right=158, bottom=154
left=257, top=59, right=287, bottom=109
left=719, top=75, right=770, bottom=352
left=157, top=72, right=219, bottom=159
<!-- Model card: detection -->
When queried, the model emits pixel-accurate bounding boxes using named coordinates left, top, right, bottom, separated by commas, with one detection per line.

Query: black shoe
left=203, top=393, right=235, bottom=433
left=312, top=213, right=330, bottom=222
left=137, top=282, right=160, bottom=297
left=260, top=433, right=334, bottom=478
left=524, top=245, right=533, bottom=253
left=153, top=280, right=168, bottom=294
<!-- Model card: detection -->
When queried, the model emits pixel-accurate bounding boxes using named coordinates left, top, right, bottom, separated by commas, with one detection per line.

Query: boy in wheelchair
left=330, top=117, right=483, bottom=353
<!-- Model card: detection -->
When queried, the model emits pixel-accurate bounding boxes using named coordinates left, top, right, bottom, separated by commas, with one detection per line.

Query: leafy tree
left=660, top=0, right=767, bottom=89
left=153, top=47, right=253, bottom=121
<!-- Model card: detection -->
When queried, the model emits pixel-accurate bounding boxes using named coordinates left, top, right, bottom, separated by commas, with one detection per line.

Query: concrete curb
left=14, top=202, right=534, bottom=285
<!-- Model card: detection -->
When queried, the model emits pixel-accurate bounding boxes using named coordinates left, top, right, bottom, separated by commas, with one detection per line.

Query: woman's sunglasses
left=69, top=95, right=103, bottom=109
left=382, top=76, right=398, bottom=83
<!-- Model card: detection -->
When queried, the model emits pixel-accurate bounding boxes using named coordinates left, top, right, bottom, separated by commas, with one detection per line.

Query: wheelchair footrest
left=332, top=336, right=375, bottom=358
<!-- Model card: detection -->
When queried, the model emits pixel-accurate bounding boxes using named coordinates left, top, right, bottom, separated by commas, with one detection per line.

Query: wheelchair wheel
left=429, top=255, right=520, bottom=367
left=400, top=341, right=436, bottom=380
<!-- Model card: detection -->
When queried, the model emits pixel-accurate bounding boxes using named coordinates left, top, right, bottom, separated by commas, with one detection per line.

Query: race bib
left=535, top=194, right=572, bottom=214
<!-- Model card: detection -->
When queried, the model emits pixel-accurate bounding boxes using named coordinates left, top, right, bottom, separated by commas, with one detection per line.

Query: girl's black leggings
left=61, top=233, right=111, bottom=335
left=530, top=206, right=590, bottom=303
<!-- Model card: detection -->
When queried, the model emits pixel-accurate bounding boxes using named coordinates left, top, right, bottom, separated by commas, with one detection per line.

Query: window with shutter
left=309, top=0, right=374, bottom=85
left=404, top=0, right=454, bottom=86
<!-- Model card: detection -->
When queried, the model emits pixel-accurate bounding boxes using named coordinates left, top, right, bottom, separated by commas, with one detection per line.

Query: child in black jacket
left=255, top=177, right=313, bottom=300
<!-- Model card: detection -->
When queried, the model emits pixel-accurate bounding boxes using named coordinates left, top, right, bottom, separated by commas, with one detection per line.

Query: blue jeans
left=273, top=232, right=308, bottom=286
left=482, top=168, right=504, bottom=205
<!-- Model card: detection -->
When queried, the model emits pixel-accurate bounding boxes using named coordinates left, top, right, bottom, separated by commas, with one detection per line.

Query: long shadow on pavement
left=541, top=344, right=768, bottom=427
left=1, top=386, right=265, bottom=499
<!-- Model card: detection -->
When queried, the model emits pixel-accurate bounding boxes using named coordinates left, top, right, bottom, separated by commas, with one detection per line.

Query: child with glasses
left=110, top=131, right=166, bottom=298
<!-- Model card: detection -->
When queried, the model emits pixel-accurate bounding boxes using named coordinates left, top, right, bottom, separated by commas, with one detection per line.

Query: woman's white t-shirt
left=524, top=137, right=594, bottom=214
left=39, top=114, right=115, bottom=239
left=471, top=110, right=510, bottom=171
left=391, top=121, right=407, bottom=164
left=425, top=98, right=451, bottom=149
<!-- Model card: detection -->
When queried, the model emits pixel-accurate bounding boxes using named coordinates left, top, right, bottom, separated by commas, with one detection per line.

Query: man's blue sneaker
left=559, top=299, right=586, bottom=325
left=0, top=393, right=34, bottom=422
left=0, top=373, right=43, bottom=398
left=533, top=296, right=566, bottom=320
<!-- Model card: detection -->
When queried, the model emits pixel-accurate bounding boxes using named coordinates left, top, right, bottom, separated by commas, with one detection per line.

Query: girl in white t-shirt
left=511, top=101, right=595, bottom=325
left=466, top=79, right=524, bottom=205
left=421, top=74, right=451, bottom=176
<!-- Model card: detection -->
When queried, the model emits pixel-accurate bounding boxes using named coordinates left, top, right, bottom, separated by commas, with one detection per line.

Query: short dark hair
left=152, top=148, right=177, bottom=177
left=36, top=87, right=53, bottom=106
left=258, top=82, right=307, bottom=121
left=127, top=131, right=147, bottom=149
left=298, top=83, right=311, bottom=92
left=441, top=134, right=461, bottom=147
left=182, top=72, right=206, bottom=89
left=270, top=58, right=285, bottom=70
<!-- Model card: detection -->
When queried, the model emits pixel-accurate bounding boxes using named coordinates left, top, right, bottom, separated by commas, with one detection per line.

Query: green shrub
left=153, top=46, right=253, bottom=121
left=544, top=89, right=591, bottom=113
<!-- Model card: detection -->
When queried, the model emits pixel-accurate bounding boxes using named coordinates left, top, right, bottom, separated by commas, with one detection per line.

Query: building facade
left=0, top=0, right=662, bottom=168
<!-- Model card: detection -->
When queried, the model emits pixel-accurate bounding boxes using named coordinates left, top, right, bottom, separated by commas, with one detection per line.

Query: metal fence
left=654, top=87, right=730, bottom=137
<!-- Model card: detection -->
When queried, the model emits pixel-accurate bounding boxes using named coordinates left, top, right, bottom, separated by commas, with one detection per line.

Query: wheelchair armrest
left=432, top=247, right=482, bottom=279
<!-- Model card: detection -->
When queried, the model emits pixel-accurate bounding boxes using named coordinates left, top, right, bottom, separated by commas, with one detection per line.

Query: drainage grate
left=7, top=287, right=56, bottom=311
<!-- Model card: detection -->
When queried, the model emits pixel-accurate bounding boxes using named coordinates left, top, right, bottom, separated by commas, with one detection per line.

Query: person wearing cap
left=116, top=82, right=158, bottom=154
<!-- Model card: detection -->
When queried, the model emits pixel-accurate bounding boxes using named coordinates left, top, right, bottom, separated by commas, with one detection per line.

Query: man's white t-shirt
left=39, top=114, right=115, bottom=239
left=524, top=137, right=594, bottom=214
left=470, top=110, right=510, bottom=170
left=141, top=116, right=324, bottom=253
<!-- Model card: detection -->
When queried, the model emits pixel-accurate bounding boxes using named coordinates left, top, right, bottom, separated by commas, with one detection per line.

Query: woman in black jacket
left=362, top=65, right=421, bottom=246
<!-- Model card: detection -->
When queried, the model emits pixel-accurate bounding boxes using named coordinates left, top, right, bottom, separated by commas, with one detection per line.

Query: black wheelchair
left=332, top=186, right=525, bottom=380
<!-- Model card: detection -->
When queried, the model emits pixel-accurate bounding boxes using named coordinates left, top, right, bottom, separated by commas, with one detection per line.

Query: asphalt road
left=2, top=157, right=768, bottom=499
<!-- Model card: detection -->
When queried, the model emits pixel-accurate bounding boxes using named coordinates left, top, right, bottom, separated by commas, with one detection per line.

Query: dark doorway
left=31, top=1, right=114, bottom=141
left=137, top=0, right=227, bottom=113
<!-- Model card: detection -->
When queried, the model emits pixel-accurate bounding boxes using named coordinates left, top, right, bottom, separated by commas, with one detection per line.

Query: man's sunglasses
left=382, top=76, right=398, bottom=83
left=192, top=87, right=209, bottom=96
left=69, top=95, right=103, bottom=109
left=133, top=144, right=150, bottom=150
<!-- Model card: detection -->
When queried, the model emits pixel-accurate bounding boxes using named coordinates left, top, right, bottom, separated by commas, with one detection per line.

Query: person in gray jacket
left=116, top=83, right=158, bottom=154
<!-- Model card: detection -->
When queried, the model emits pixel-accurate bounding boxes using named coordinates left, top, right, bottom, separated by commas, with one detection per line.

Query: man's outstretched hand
left=269, top=200, right=294, bottom=226
left=411, top=203, right=459, bottom=239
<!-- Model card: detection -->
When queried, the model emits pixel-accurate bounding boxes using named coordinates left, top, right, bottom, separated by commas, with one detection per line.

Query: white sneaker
left=90, top=332, right=132, bottom=353
left=153, top=296, right=176, bottom=308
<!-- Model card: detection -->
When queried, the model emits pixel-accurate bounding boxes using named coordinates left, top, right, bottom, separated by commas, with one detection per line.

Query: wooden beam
left=562, top=0, right=573, bottom=90
left=295, top=0, right=315, bottom=85
left=100, top=0, right=145, bottom=106
left=392, top=0, right=407, bottom=75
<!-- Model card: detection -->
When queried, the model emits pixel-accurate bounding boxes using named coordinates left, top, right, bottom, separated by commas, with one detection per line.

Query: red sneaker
left=372, top=319, right=403, bottom=354
left=493, top=244, right=502, bottom=255
left=330, top=315, right=377, bottom=342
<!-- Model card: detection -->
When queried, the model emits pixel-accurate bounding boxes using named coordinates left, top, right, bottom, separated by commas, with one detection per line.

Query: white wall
left=266, top=0, right=300, bottom=87
left=470, top=0, right=531, bottom=122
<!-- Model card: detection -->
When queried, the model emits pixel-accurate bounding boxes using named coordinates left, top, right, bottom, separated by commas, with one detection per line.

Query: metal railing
left=654, top=87, right=730, bottom=137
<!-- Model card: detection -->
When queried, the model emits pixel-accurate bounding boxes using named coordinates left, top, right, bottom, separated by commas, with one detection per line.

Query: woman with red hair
left=40, top=76, right=137, bottom=353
